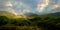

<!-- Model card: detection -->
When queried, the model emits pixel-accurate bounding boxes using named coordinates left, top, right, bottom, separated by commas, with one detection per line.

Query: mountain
left=25, top=12, right=60, bottom=18
left=24, top=13, right=38, bottom=17
left=24, top=12, right=60, bottom=17
left=41, top=12, right=60, bottom=17
left=0, top=11, right=22, bottom=19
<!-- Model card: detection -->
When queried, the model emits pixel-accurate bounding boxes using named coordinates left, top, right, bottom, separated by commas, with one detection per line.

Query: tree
left=0, top=16, right=9, bottom=26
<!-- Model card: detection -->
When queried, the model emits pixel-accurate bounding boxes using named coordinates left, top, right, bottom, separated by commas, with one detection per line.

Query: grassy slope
left=0, top=11, right=23, bottom=19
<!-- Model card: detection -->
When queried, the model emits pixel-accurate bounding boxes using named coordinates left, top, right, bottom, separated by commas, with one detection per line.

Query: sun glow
left=13, top=15, right=23, bottom=18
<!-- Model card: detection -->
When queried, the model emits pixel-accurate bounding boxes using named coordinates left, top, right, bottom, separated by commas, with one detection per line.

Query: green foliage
left=0, top=12, right=60, bottom=30
left=0, top=16, right=9, bottom=26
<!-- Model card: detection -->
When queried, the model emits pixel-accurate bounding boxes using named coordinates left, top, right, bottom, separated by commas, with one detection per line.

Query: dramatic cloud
left=46, top=0, right=60, bottom=13
left=51, top=5, right=60, bottom=9
left=5, top=1, right=17, bottom=15
left=0, top=0, right=60, bottom=15
left=6, top=1, right=12, bottom=7
left=37, top=0, right=49, bottom=12
left=48, top=4, right=60, bottom=13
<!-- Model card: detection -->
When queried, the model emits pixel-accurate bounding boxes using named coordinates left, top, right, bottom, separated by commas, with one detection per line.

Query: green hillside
left=0, top=11, right=16, bottom=18
left=42, top=12, right=60, bottom=16
left=0, top=11, right=60, bottom=30
left=0, top=11, right=24, bottom=19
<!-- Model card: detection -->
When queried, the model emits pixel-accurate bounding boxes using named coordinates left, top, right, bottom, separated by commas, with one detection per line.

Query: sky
left=0, top=0, right=60, bottom=15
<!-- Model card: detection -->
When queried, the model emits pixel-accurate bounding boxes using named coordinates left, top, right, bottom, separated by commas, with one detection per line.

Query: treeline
left=0, top=15, right=60, bottom=30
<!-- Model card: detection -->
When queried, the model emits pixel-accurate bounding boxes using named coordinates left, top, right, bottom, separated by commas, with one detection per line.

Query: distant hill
left=0, top=11, right=22, bottom=19
left=26, top=12, right=60, bottom=18
left=41, top=12, right=60, bottom=17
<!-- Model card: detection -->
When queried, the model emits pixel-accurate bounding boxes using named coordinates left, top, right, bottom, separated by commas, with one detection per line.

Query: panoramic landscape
left=0, top=0, right=60, bottom=30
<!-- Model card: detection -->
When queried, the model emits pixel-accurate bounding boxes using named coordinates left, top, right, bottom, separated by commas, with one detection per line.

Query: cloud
left=41, top=0, right=60, bottom=13
left=0, top=0, right=8, bottom=11
left=37, top=0, right=49, bottom=12
left=4, top=0, right=31, bottom=16
left=5, top=1, right=18, bottom=15
left=0, top=0, right=60, bottom=15
left=47, top=0, right=60, bottom=12
left=51, top=5, right=60, bottom=9
left=6, top=1, right=13, bottom=7
left=7, top=8, right=18, bottom=15
left=10, top=0, right=33, bottom=16
left=48, top=4, right=60, bottom=13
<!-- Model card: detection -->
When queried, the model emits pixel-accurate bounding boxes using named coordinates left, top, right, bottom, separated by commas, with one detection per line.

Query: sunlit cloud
left=0, top=0, right=60, bottom=15
left=37, top=0, right=49, bottom=12
left=14, top=2, right=31, bottom=15
left=8, top=8, right=18, bottom=16
left=5, top=1, right=18, bottom=15
left=48, top=4, right=60, bottom=12
left=52, top=5, right=60, bottom=9
left=6, top=1, right=12, bottom=7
